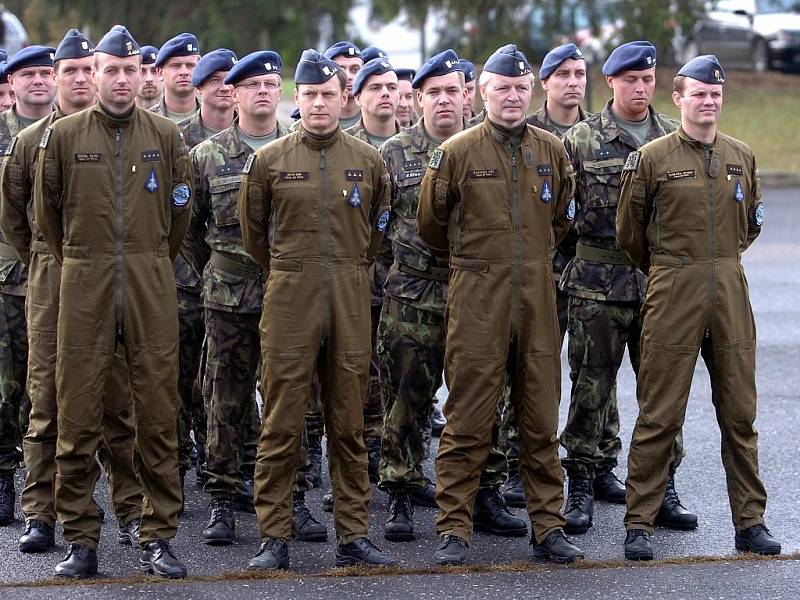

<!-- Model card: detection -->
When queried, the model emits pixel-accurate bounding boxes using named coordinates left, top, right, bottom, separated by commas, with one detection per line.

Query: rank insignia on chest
left=345, top=169, right=363, bottom=181
left=145, top=167, right=159, bottom=193
left=734, top=178, right=745, bottom=203
left=536, top=164, right=553, bottom=176
left=540, top=180, right=553, bottom=203
left=348, top=183, right=362, bottom=208
left=141, top=149, right=161, bottom=162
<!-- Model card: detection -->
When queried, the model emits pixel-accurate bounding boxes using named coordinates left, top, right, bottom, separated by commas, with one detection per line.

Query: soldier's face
left=607, top=68, right=655, bottom=119
left=355, top=71, right=399, bottom=120
left=0, top=84, right=14, bottom=112
left=673, top=78, right=723, bottom=128
left=8, top=66, right=56, bottom=109
left=138, top=64, right=162, bottom=100
left=396, top=79, right=414, bottom=126
left=419, top=72, right=465, bottom=132
left=234, top=74, right=281, bottom=118
left=333, top=55, right=362, bottom=102
left=55, top=56, right=96, bottom=110
left=463, top=80, right=476, bottom=117
left=93, top=53, right=141, bottom=112
left=480, top=73, right=532, bottom=127
left=542, top=58, right=586, bottom=110
left=295, top=77, right=347, bottom=135
left=199, top=71, right=234, bottom=111
left=158, top=55, right=199, bottom=96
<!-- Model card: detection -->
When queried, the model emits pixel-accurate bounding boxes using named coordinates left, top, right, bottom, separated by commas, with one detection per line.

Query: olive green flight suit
left=418, top=118, right=575, bottom=543
left=34, top=104, right=193, bottom=549
left=239, top=126, right=389, bottom=543
left=618, top=128, right=767, bottom=533
left=0, top=109, right=142, bottom=527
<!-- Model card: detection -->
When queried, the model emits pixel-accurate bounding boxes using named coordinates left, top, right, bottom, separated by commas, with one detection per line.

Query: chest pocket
left=458, top=177, right=510, bottom=231
left=582, top=158, right=625, bottom=208
left=394, top=169, right=424, bottom=218
left=209, top=174, right=243, bottom=227
left=273, top=179, right=319, bottom=232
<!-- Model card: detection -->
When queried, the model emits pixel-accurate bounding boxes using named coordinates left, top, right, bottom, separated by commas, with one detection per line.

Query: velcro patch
left=242, top=154, right=255, bottom=174
left=666, top=169, right=696, bottom=181
left=3, top=137, right=17, bottom=156
left=280, top=171, right=309, bottom=181
left=536, top=164, right=553, bottom=176
left=141, top=149, right=161, bottom=162
left=467, top=169, right=497, bottom=179
left=401, top=168, right=423, bottom=180
left=345, top=169, right=363, bottom=181
left=595, top=146, right=614, bottom=159
left=216, top=164, right=240, bottom=176
left=75, top=153, right=103, bottom=162
left=726, top=164, right=743, bottom=176
left=39, top=128, right=52, bottom=149
left=623, top=151, right=640, bottom=172
left=429, top=148, right=443, bottom=169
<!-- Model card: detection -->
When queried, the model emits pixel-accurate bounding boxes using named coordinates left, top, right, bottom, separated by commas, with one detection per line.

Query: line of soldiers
left=0, top=21, right=781, bottom=579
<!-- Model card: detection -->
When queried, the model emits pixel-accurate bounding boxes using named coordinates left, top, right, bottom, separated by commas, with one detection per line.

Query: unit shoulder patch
left=39, top=128, right=52, bottom=149
left=429, top=148, right=444, bottom=170
left=242, top=153, right=255, bottom=174
left=623, top=151, right=640, bottom=172
left=3, top=137, right=17, bottom=156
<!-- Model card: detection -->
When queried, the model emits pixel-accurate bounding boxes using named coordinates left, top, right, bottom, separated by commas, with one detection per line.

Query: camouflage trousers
left=499, top=285, right=569, bottom=476
left=561, top=297, right=684, bottom=478
left=177, top=289, right=206, bottom=474
left=0, top=292, right=28, bottom=473
left=377, top=296, right=506, bottom=493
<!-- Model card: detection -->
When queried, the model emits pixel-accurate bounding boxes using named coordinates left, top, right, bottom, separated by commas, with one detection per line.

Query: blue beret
left=459, top=59, right=476, bottom=83
left=192, top=48, right=238, bottom=86
left=352, top=58, right=395, bottom=96
left=0, top=63, right=7, bottom=85
left=155, top=33, right=200, bottom=67
left=140, top=45, right=159, bottom=65
left=5, top=45, right=55, bottom=76
left=677, top=54, right=725, bottom=85
left=483, top=44, right=532, bottom=78
left=95, top=25, right=140, bottom=58
left=224, top=50, right=282, bottom=85
left=295, top=49, right=341, bottom=85
left=412, top=49, right=461, bottom=89
left=323, top=41, right=362, bottom=61
left=361, top=46, right=388, bottom=63
left=539, top=43, right=584, bottom=80
left=396, top=68, right=415, bottom=82
left=602, top=41, right=656, bottom=76
left=55, top=29, right=94, bottom=62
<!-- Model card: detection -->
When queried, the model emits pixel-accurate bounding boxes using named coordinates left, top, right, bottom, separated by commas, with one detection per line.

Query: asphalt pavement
left=0, top=187, right=798, bottom=598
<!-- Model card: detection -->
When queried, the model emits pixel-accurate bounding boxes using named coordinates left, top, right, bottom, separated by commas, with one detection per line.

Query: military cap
left=602, top=40, right=656, bottom=76
left=539, top=43, right=584, bottom=80
left=295, top=49, right=340, bottom=85
left=4, top=45, right=55, bottom=76
left=677, top=54, right=725, bottom=85
left=0, top=63, right=7, bottom=85
left=323, top=41, right=362, bottom=61
left=224, top=50, right=282, bottom=85
left=361, top=46, right=388, bottom=62
left=459, top=59, right=476, bottom=83
left=155, top=32, right=200, bottom=67
left=140, top=45, right=159, bottom=65
left=95, top=25, right=140, bottom=58
left=193, top=48, right=238, bottom=86
left=55, top=29, right=94, bottom=62
left=483, top=44, right=532, bottom=77
left=396, top=68, right=415, bottom=82
left=411, top=49, right=461, bottom=89
left=351, top=58, right=395, bottom=96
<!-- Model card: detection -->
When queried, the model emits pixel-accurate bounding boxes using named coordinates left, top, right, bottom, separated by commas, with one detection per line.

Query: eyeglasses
left=236, top=80, right=281, bottom=91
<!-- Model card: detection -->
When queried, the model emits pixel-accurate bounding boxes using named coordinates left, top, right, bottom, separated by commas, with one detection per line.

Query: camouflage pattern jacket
left=561, top=100, right=678, bottom=302
left=0, top=107, right=29, bottom=296
left=380, top=118, right=468, bottom=316
left=150, top=96, right=201, bottom=123
left=186, top=119, right=290, bottom=313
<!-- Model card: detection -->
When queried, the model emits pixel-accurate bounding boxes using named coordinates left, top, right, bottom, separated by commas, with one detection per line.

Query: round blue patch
left=566, top=198, right=576, bottom=221
left=172, top=183, right=191, bottom=207
left=754, top=202, right=764, bottom=226
left=377, top=209, right=390, bottom=232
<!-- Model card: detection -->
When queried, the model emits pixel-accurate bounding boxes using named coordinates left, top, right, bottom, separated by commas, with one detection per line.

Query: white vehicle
left=1, top=7, right=29, bottom=57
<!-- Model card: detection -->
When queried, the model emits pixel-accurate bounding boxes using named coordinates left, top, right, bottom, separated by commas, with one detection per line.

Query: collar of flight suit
left=676, top=125, right=718, bottom=147
left=481, top=117, right=535, bottom=168
left=94, top=102, right=138, bottom=129
left=298, top=123, right=342, bottom=150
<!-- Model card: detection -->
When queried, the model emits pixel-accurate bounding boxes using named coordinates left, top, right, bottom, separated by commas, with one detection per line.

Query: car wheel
left=752, top=38, right=769, bottom=72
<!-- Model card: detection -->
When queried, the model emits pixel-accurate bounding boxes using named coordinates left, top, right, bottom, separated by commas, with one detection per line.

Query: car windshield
left=756, top=0, right=800, bottom=13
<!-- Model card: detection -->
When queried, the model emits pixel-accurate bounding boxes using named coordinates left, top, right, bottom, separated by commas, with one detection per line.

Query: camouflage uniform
left=0, top=107, right=29, bottom=476
left=560, top=100, right=683, bottom=478
left=187, top=120, right=309, bottom=499
left=377, top=118, right=506, bottom=494
left=150, top=97, right=201, bottom=123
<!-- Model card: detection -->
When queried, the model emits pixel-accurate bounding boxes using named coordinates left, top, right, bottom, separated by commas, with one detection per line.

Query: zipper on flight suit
left=705, top=146, right=717, bottom=332
left=510, top=145, right=521, bottom=342
left=115, top=127, right=124, bottom=338
left=319, top=147, right=331, bottom=346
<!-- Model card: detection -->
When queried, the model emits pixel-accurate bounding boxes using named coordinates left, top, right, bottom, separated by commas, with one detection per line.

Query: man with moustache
left=152, top=33, right=201, bottom=122
left=136, top=45, right=162, bottom=110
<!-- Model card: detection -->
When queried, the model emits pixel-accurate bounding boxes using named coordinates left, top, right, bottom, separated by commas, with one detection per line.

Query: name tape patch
left=280, top=171, right=310, bottom=181
left=75, top=153, right=103, bottom=162
left=467, top=169, right=498, bottom=179
left=666, top=169, right=696, bottom=181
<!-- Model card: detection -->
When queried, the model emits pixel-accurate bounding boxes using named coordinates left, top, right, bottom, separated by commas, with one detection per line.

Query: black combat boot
left=434, top=534, right=468, bottom=565
left=384, top=492, right=415, bottom=541
left=655, top=475, right=697, bottom=530
left=322, top=491, right=333, bottom=513
left=530, top=529, right=585, bottom=564
left=502, top=473, right=526, bottom=508
left=118, top=517, right=141, bottom=546
left=563, top=476, right=594, bottom=534
left=0, top=472, right=15, bottom=525
left=140, top=540, right=187, bottom=578
left=473, top=487, right=527, bottom=537
left=202, top=498, right=235, bottom=545
left=292, top=492, right=327, bottom=542
left=366, top=438, right=381, bottom=484
left=735, top=524, right=781, bottom=555
left=307, top=434, right=323, bottom=489
left=19, top=519, right=55, bottom=553
left=593, top=469, right=626, bottom=504
left=248, top=537, right=289, bottom=570
left=624, top=529, right=654, bottom=561
left=54, top=543, right=98, bottom=578
left=336, top=537, right=396, bottom=567
left=410, top=477, right=437, bottom=508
